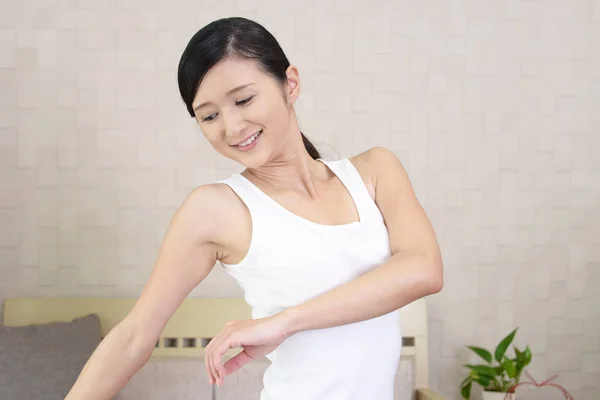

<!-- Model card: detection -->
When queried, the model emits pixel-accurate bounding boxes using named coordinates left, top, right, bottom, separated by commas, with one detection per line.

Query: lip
left=232, top=130, right=262, bottom=147
left=233, top=130, right=262, bottom=152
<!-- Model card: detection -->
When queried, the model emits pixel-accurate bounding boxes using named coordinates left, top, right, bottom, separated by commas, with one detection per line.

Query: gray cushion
left=0, top=314, right=101, bottom=400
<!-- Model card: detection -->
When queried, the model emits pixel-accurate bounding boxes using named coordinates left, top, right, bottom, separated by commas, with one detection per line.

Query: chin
left=238, top=154, right=268, bottom=169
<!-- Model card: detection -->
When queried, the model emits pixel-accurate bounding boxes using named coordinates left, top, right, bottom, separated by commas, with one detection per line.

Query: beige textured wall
left=1, top=1, right=599, bottom=399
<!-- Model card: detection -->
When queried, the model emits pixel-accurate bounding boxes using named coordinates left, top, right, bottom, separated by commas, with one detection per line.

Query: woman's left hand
left=204, top=312, right=293, bottom=386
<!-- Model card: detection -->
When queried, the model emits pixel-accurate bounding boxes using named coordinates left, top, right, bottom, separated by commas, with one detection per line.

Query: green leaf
left=460, top=376, right=472, bottom=388
left=514, top=346, right=522, bottom=358
left=523, top=345, right=532, bottom=365
left=488, top=378, right=501, bottom=392
left=472, top=374, right=492, bottom=388
left=503, top=358, right=517, bottom=378
left=464, top=364, right=497, bottom=378
left=495, top=327, right=518, bottom=362
left=515, top=361, right=524, bottom=375
left=514, top=346, right=526, bottom=373
left=461, top=381, right=472, bottom=400
left=468, top=346, right=493, bottom=364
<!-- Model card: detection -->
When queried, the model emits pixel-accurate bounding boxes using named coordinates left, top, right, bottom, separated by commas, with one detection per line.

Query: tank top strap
left=216, top=174, right=273, bottom=237
left=217, top=157, right=384, bottom=229
left=317, top=158, right=384, bottom=225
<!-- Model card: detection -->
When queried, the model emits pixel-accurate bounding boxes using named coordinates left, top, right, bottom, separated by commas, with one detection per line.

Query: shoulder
left=349, top=146, right=403, bottom=172
left=349, top=147, right=409, bottom=196
left=179, top=183, right=247, bottom=256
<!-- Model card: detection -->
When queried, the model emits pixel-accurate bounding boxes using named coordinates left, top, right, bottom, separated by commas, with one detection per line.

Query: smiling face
left=192, top=57, right=301, bottom=168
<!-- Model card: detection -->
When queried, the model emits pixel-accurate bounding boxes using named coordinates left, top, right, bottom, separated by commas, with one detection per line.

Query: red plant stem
left=506, top=370, right=574, bottom=399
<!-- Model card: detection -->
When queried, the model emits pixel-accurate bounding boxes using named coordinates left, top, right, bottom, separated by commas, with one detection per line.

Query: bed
left=1, top=297, right=445, bottom=400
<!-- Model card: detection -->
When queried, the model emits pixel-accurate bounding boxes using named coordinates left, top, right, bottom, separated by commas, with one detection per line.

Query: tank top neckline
left=233, top=158, right=363, bottom=230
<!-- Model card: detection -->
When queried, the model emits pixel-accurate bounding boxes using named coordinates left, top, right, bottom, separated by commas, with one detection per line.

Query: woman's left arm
left=280, top=146, right=443, bottom=336
left=205, top=147, right=443, bottom=385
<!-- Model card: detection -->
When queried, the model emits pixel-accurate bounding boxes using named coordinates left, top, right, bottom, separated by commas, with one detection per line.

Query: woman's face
left=192, top=58, right=300, bottom=167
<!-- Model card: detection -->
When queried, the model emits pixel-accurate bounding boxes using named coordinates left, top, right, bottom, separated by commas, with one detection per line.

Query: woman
left=66, top=17, right=443, bottom=400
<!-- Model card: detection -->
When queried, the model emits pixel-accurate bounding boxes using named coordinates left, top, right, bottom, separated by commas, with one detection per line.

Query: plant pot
left=482, top=391, right=515, bottom=400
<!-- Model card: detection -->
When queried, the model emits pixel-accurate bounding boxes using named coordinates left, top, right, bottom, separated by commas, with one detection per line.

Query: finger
left=209, top=342, right=219, bottom=385
left=211, top=322, right=242, bottom=386
left=206, top=339, right=218, bottom=385
left=215, top=342, right=229, bottom=383
left=209, top=335, right=224, bottom=385
left=223, top=349, right=252, bottom=375
left=204, top=343, right=213, bottom=384
left=220, top=330, right=242, bottom=380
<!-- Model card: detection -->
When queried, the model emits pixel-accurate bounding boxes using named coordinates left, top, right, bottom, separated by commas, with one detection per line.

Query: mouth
left=233, top=130, right=263, bottom=148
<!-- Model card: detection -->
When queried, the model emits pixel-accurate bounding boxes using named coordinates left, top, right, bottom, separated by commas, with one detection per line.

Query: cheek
left=197, top=127, right=221, bottom=147
left=261, top=101, right=289, bottom=128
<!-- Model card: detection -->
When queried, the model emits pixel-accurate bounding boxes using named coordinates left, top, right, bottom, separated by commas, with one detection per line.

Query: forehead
left=194, top=58, right=265, bottom=103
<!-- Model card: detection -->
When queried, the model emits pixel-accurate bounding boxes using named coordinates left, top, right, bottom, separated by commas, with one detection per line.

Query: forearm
left=281, top=251, right=442, bottom=336
left=65, top=322, right=152, bottom=400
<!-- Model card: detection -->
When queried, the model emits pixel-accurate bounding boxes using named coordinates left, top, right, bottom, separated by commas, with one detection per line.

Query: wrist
left=278, top=306, right=305, bottom=338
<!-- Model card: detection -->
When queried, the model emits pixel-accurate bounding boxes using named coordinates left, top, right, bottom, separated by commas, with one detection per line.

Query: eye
left=236, top=96, right=254, bottom=106
left=201, top=114, right=217, bottom=123
left=200, top=96, right=254, bottom=123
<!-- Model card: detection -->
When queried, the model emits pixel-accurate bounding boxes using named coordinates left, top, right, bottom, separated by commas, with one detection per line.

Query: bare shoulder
left=182, top=183, right=247, bottom=259
left=348, top=147, right=408, bottom=200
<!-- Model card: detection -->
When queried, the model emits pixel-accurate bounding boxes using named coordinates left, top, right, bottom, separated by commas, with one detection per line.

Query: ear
left=284, top=65, right=300, bottom=105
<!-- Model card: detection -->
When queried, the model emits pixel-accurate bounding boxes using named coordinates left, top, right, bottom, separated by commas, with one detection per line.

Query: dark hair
left=177, top=17, right=321, bottom=160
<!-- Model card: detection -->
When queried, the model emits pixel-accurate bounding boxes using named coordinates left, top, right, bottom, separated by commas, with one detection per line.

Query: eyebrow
left=193, top=83, right=256, bottom=112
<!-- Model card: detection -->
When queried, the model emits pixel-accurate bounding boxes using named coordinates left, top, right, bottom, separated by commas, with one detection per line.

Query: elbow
left=117, top=320, right=156, bottom=360
left=425, top=255, right=443, bottom=294
left=429, top=274, right=443, bottom=294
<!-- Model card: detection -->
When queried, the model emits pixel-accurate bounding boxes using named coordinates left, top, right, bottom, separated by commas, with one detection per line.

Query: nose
left=222, top=109, right=246, bottom=141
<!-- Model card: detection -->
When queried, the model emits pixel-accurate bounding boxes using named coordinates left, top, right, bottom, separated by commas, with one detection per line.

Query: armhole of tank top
left=215, top=178, right=257, bottom=269
left=341, top=158, right=384, bottom=223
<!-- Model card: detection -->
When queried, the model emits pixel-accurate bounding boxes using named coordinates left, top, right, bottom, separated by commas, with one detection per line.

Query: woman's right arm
left=65, top=184, right=229, bottom=400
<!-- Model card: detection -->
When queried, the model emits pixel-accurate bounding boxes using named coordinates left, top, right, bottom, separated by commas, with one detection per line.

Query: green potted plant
left=460, top=327, right=532, bottom=400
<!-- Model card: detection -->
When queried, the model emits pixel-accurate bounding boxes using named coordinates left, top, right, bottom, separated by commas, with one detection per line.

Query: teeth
left=238, top=131, right=261, bottom=147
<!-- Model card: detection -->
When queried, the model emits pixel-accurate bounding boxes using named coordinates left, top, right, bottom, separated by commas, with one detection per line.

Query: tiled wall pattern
left=1, top=0, right=599, bottom=399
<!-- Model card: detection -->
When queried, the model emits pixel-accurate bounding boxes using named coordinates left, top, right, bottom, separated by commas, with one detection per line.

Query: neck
left=242, top=127, right=325, bottom=200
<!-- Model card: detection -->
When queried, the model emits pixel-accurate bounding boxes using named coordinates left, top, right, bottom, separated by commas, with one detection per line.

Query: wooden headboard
left=3, top=297, right=431, bottom=388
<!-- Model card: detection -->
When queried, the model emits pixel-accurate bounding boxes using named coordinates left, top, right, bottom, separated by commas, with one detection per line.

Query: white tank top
left=217, top=158, right=402, bottom=400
